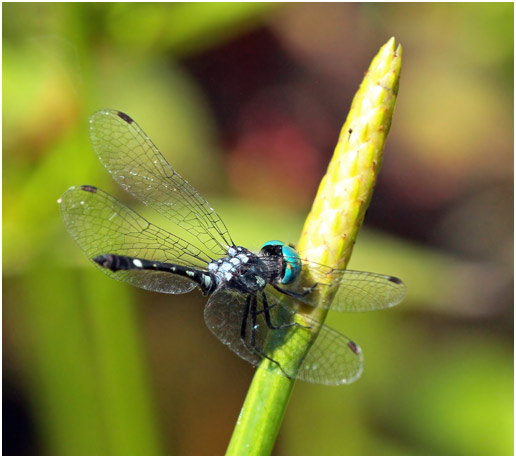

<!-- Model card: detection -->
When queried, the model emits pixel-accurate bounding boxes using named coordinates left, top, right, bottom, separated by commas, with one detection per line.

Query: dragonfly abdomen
left=93, top=254, right=218, bottom=295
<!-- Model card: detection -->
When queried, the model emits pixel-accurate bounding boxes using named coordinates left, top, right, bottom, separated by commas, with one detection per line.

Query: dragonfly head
left=259, top=240, right=302, bottom=285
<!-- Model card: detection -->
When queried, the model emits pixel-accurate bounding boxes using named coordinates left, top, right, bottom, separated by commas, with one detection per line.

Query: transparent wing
left=203, top=288, right=262, bottom=369
left=274, top=259, right=406, bottom=312
left=204, top=288, right=363, bottom=385
left=58, top=185, right=212, bottom=294
left=89, top=109, right=233, bottom=258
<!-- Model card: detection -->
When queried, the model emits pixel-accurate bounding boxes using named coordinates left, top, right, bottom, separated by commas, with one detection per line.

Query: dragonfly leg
left=273, top=282, right=319, bottom=299
left=263, top=292, right=311, bottom=331
left=239, top=295, right=252, bottom=341
left=261, top=291, right=299, bottom=330
left=242, top=295, right=292, bottom=380
left=254, top=296, right=279, bottom=315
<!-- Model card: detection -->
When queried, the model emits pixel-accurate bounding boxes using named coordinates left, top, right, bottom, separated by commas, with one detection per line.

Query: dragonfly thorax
left=208, top=246, right=275, bottom=293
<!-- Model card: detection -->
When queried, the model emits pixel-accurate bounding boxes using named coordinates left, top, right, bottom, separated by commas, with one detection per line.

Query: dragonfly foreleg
left=273, top=282, right=319, bottom=299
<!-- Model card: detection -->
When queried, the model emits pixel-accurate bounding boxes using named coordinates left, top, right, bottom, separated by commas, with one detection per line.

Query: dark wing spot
left=80, top=185, right=97, bottom=193
left=387, top=276, right=403, bottom=285
left=347, top=340, right=360, bottom=355
left=117, top=111, right=134, bottom=124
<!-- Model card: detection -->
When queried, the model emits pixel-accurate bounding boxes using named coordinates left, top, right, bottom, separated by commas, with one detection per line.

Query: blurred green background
left=3, top=3, right=513, bottom=455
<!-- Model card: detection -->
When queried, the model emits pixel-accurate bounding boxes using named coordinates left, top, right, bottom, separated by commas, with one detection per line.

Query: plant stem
left=226, top=37, right=402, bottom=456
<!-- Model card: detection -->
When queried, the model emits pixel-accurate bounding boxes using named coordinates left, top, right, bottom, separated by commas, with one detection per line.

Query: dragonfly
left=58, top=109, right=406, bottom=385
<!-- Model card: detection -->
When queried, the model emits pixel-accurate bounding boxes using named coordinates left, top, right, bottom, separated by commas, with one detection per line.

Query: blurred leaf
left=393, top=336, right=513, bottom=455
left=106, top=3, right=276, bottom=55
left=14, top=267, right=106, bottom=454
left=14, top=264, right=163, bottom=454
left=3, top=42, right=79, bottom=158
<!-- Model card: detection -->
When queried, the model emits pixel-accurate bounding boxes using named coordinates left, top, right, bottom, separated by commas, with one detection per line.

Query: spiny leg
left=261, top=291, right=298, bottom=330
left=240, top=295, right=252, bottom=342
left=262, top=292, right=311, bottom=331
left=240, top=294, right=261, bottom=354
left=273, top=282, right=319, bottom=299
left=246, top=294, right=292, bottom=380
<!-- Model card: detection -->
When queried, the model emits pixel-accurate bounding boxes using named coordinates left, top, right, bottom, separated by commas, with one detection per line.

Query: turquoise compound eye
left=261, top=240, right=285, bottom=249
left=260, top=240, right=302, bottom=284
left=280, top=245, right=301, bottom=285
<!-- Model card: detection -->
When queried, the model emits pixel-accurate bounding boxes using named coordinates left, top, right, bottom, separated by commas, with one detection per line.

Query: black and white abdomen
left=93, top=253, right=218, bottom=295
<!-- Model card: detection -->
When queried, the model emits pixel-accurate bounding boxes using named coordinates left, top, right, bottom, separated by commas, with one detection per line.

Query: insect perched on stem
left=59, top=110, right=405, bottom=385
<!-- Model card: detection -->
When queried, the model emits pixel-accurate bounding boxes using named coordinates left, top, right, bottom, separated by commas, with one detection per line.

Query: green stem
left=226, top=37, right=402, bottom=456
left=226, top=368, right=294, bottom=455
